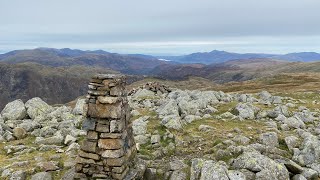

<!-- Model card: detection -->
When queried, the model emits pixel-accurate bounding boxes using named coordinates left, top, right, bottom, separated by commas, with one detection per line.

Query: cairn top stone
left=93, top=74, right=125, bottom=80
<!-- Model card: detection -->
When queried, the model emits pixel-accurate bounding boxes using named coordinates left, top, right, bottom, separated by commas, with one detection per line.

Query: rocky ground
left=1, top=83, right=320, bottom=180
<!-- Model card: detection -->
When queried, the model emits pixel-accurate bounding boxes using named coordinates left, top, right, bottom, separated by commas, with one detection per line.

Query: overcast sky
left=1, top=0, right=320, bottom=55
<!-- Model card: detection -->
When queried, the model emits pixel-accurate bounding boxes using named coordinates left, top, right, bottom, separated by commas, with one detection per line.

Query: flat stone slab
left=93, top=74, right=125, bottom=80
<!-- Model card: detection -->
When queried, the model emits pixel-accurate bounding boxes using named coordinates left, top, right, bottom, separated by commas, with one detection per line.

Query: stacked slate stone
left=75, top=74, right=136, bottom=180
left=128, top=82, right=172, bottom=96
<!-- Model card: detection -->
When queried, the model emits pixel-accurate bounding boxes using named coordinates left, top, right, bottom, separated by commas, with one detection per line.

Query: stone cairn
left=75, top=74, right=137, bottom=180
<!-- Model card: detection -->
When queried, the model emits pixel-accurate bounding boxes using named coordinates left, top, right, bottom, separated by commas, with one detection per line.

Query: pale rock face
left=232, top=148, right=290, bottom=180
left=238, top=94, right=248, bottom=102
left=72, top=98, right=87, bottom=115
left=150, top=134, right=161, bottom=144
left=184, top=115, right=201, bottom=123
left=132, top=116, right=149, bottom=135
left=1, top=99, right=27, bottom=120
left=285, top=136, right=300, bottom=151
left=203, top=105, right=217, bottom=114
left=64, top=135, right=77, bottom=145
left=292, top=174, right=307, bottom=180
left=132, top=89, right=155, bottom=99
left=227, top=170, right=246, bottom=180
left=220, top=112, right=238, bottom=119
left=259, top=132, right=279, bottom=147
left=233, top=135, right=250, bottom=145
left=199, top=161, right=229, bottom=180
left=293, top=133, right=320, bottom=166
left=161, top=115, right=183, bottom=130
left=30, top=172, right=52, bottom=180
left=17, top=120, right=41, bottom=132
left=169, top=170, right=187, bottom=180
left=301, top=168, right=318, bottom=180
left=272, top=96, right=282, bottom=104
left=284, top=116, right=306, bottom=129
left=10, top=170, right=26, bottom=180
left=190, top=158, right=205, bottom=180
left=238, top=94, right=257, bottom=103
left=259, top=91, right=272, bottom=101
left=131, top=110, right=140, bottom=117
left=157, top=100, right=180, bottom=118
left=25, top=97, right=53, bottom=120
left=35, top=134, right=64, bottom=145
left=134, top=135, right=149, bottom=145
left=294, top=110, right=317, bottom=123
left=232, top=103, right=257, bottom=120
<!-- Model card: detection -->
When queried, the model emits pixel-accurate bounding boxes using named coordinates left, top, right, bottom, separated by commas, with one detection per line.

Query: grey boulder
left=1, top=99, right=26, bottom=120
left=232, top=148, right=289, bottom=180
left=25, top=97, right=53, bottom=120
left=31, top=172, right=52, bottom=180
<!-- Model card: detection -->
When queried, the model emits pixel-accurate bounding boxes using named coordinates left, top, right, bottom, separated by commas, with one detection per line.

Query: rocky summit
left=0, top=80, right=320, bottom=180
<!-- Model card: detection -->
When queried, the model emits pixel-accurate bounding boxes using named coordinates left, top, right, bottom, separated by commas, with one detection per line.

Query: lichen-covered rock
left=259, top=91, right=272, bottom=101
left=190, top=158, right=205, bottom=180
left=301, top=168, right=318, bottom=180
left=293, top=133, right=320, bottom=166
left=17, top=120, right=41, bottom=132
left=284, top=116, right=305, bottom=129
left=25, top=97, right=53, bottom=120
left=35, top=134, right=64, bottom=145
left=132, top=89, right=155, bottom=99
left=295, top=110, right=317, bottom=123
left=198, top=125, right=214, bottom=132
left=169, top=170, right=187, bottom=180
left=161, top=115, right=183, bottom=130
left=285, top=136, right=299, bottom=152
left=292, top=174, right=307, bottom=180
left=10, top=170, right=26, bottom=180
left=31, top=172, right=52, bottom=180
left=157, top=100, right=180, bottom=118
left=232, top=148, right=289, bottom=180
left=72, top=98, right=86, bottom=115
left=64, top=135, right=77, bottom=145
left=150, top=134, right=160, bottom=144
left=232, top=103, right=257, bottom=120
left=1, top=99, right=26, bottom=120
left=132, top=116, right=149, bottom=135
left=200, top=161, right=229, bottom=180
left=134, top=135, right=149, bottom=145
left=227, top=170, right=246, bottom=180
left=259, top=132, right=279, bottom=147
left=184, top=115, right=201, bottom=123
left=272, top=96, right=282, bottom=104
left=233, top=135, right=250, bottom=145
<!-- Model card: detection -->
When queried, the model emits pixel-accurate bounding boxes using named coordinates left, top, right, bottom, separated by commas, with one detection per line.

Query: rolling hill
left=157, top=50, right=320, bottom=64
left=0, top=48, right=168, bottom=74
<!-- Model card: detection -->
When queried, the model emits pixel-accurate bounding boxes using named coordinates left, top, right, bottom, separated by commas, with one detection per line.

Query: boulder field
left=0, top=85, right=320, bottom=179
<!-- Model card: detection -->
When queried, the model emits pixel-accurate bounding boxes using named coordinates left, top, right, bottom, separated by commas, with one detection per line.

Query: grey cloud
left=0, top=0, right=320, bottom=54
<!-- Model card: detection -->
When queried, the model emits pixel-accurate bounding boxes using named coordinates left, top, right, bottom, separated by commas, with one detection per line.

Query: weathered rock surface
left=25, top=97, right=53, bottom=120
left=232, top=148, right=290, bottom=179
left=31, top=172, right=52, bottom=180
left=1, top=99, right=26, bottom=120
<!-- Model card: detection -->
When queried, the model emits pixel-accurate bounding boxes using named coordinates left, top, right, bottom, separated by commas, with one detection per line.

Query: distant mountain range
left=2, top=48, right=320, bottom=67
left=1, top=47, right=320, bottom=109
left=157, top=50, right=320, bottom=64
left=0, top=48, right=168, bottom=74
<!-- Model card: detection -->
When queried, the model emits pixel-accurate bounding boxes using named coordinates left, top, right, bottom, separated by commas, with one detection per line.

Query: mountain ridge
left=157, top=50, right=320, bottom=64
